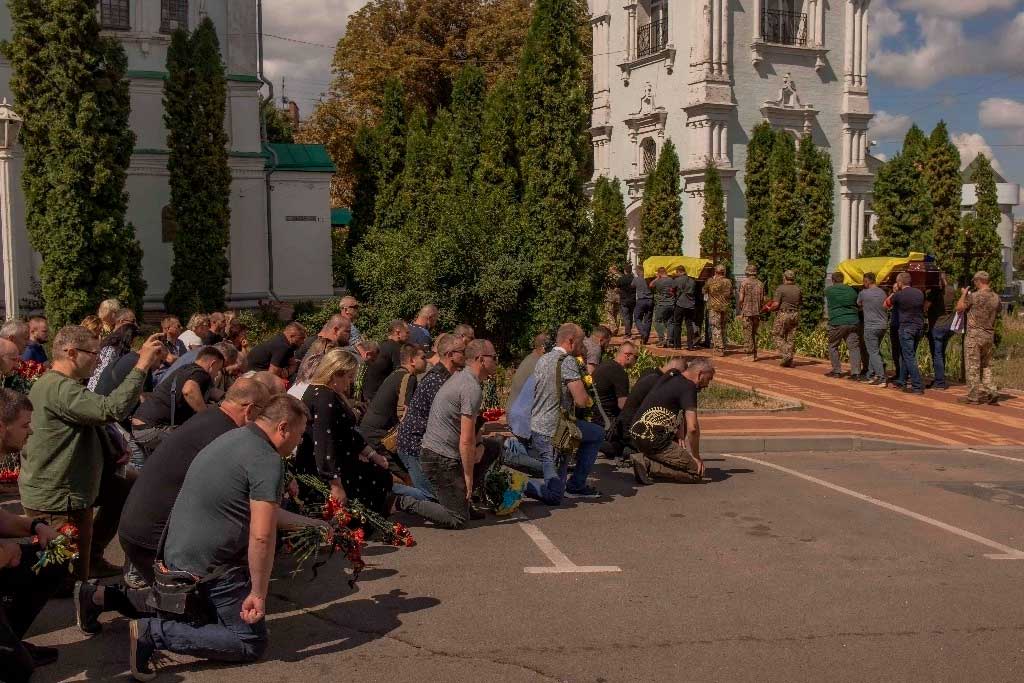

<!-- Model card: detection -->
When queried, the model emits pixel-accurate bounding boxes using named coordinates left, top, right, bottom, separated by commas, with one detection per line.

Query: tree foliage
left=163, top=18, right=232, bottom=317
left=873, top=126, right=932, bottom=255
left=261, top=96, right=294, bottom=144
left=1014, top=221, right=1024, bottom=275
left=639, top=139, right=683, bottom=262
left=592, top=176, right=629, bottom=272
left=744, top=122, right=775, bottom=272
left=297, top=0, right=532, bottom=207
left=795, top=135, right=834, bottom=332
left=2, top=0, right=145, bottom=326
left=699, top=159, right=730, bottom=269
left=765, top=132, right=800, bottom=291
left=957, top=154, right=1005, bottom=292
left=923, top=121, right=961, bottom=275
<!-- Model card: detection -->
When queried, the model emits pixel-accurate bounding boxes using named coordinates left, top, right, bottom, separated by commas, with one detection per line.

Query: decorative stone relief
left=760, top=73, right=818, bottom=136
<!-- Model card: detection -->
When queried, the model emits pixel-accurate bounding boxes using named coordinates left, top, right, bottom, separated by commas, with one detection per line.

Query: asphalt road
left=17, top=446, right=1024, bottom=682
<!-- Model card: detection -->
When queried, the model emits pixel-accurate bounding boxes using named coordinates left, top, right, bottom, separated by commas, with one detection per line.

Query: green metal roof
left=331, top=208, right=352, bottom=226
left=265, top=144, right=336, bottom=173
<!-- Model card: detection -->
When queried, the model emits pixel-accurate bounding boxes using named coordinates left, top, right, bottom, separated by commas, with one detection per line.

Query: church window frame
left=99, top=0, right=130, bottom=31
left=160, top=0, right=189, bottom=34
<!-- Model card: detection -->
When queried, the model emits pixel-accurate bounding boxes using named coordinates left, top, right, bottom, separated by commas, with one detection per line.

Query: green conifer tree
left=872, top=152, right=930, bottom=256
left=638, top=139, right=683, bottom=261
left=371, top=79, right=409, bottom=234
left=924, top=122, right=961, bottom=275
left=163, top=18, right=232, bottom=316
left=1014, top=221, right=1024, bottom=275
left=592, top=176, right=629, bottom=273
left=902, top=124, right=928, bottom=168
left=3, top=0, right=146, bottom=325
left=699, top=159, right=730, bottom=269
left=765, top=132, right=800, bottom=291
left=514, top=0, right=596, bottom=333
left=795, top=135, right=834, bottom=331
left=744, top=122, right=775, bottom=273
left=958, top=154, right=1005, bottom=292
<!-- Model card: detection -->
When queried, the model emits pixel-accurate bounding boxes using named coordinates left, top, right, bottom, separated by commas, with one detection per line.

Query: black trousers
left=405, top=440, right=500, bottom=529
left=0, top=545, right=65, bottom=682
left=620, top=302, right=635, bottom=337
left=671, top=306, right=696, bottom=349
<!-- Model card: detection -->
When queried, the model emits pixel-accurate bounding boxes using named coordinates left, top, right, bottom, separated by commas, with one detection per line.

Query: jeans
left=140, top=566, right=268, bottom=664
left=395, top=449, right=435, bottom=502
left=863, top=326, right=887, bottom=380
left=525, top=420, right=603, bottom=505
left=827, top=324, right=862, bottom=375
left=634, top=298, right=653, bottom=343
left=653, top=304, right=673, bottom=344
left=897, top=326, right=924, bottom=391
left=889, top=325, right=902, bottom=377
left=403, top=442, right=500, bottom=529
left=929, top=325, right=953, bottom=386
left=501, top=437, right=544, bottom=477
left=621, top=302, right=635, bottom=337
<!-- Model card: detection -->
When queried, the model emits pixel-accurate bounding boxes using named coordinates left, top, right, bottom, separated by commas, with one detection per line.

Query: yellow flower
left=575, top=356, right=585, bottom=365
left=583, top=375, right=594, bottom=387
left=586, top=397, right=593, bottom=408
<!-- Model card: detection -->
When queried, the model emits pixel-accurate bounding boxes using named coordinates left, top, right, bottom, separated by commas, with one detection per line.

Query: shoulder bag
left=380, top=371, right=413, bottom=454
left=551, top=355, right=583, bottom=458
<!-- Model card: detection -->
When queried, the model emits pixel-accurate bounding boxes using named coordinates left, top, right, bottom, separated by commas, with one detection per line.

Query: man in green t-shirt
left=824, top=272, right=862, bottom=379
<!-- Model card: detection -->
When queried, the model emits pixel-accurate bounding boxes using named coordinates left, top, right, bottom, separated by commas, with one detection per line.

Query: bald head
left=321, top=314, right=351, bottom=345
left=415, top=304, right=439, bottom=329
left=0, top=339, right=19, bottom=375
left=250, top=370, right=287, bottom=394
left=663, top=357, right=687, bottom=373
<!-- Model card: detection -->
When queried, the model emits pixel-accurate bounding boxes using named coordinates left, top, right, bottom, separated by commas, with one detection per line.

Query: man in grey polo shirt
left=858, top=272, right=890, bottom=386
left=402, top=339, right=498, bottom=529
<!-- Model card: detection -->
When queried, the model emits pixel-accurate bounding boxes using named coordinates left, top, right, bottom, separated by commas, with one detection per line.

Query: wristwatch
left=29, top=518, right=47, bottom=536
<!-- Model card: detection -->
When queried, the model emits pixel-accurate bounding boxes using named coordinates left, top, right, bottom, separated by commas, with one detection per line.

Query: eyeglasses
left=73, top=348, right=98, bottom=356
left=343, top=305, right=360, bottom=310
left=479, top=353, right=497, bottom=360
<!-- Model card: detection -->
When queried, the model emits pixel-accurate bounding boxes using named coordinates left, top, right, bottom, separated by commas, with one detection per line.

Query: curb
left=704, top=435, right=937, bottom=454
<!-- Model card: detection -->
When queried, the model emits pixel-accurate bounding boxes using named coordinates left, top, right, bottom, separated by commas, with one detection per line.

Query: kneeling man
left=629, top=358, right=715, bottom=484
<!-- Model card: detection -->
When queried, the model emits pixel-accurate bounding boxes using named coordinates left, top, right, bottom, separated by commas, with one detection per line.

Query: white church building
left=0, top=1, right=335, bottom=316
left=589, top=0, right=874, bottom=272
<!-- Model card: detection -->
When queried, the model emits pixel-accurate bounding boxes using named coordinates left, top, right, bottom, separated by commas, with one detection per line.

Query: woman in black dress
left=297, top=348, right=392, bottom=515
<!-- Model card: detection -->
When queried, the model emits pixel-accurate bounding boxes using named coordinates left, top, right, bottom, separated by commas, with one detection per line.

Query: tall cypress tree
left=592, top=176, right=629, bottom=272
left=3, top=0, right=146, bottom=326
left=699, top=159, right=730, bottom=268
left=902, top=124, right=928, bottom=168
left=514, top=0, right=596, bottom=333
left=639, top=139, right=683, bottom=261
left=164, top=18, right=232, bottom=316
left=958, top=154, right=1005, bottom=292
left=924, top=122, right=961, bottom=275
left=766, top=132, right=800, bottom=291
left=744, top=122, right=775, bottom=272
left=475, top=79, right=529, bottom=351
left=796, top=135, right=834, bottom=331
left=371, top=79, right=408, bottom=233
left=1014, top=221, right=1024, bottom=275
left=872, top=152, right=930, bottom=256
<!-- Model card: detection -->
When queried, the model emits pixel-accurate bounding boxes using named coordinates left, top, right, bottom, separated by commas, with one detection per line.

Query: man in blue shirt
left=407, top=304, right=438, bottom=351
left=21, top=316, right=48, bottom=364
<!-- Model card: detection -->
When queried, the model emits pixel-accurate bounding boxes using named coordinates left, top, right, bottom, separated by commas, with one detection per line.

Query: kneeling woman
left=297, top=349, right=392, bottom=515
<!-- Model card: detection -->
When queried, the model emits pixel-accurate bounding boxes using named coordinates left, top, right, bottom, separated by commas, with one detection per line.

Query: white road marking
left=965, top=448, right=1024, bottom=465
left=517, top=515, right=621, bottom=574
left=729, top=454, right=1024, bottom=560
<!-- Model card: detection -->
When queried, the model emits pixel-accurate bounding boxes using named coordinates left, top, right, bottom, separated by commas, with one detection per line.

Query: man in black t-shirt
left=359, top=343, right=426, bottom=453
left=889, top=272, right=926, bottom=394
left=362, top=319, right=410, bottom=402
left=74, top=379, right=275, bottom=634
left=132, top=347, right=225, bottom=457
left=629, top=357, right=715, bottom=485
left=246, top=322, right=306, bottom=378
left=592, top=343, right=637, bottom=458
left=619, top=357, right=686, bottom=433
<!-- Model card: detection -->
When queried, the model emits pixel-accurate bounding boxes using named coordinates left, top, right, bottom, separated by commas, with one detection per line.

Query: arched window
left=641, top=138, right=657, bottom=174
left=161, top=0, right=189, bottom=33
left=99, top=0, right=130, bottom=30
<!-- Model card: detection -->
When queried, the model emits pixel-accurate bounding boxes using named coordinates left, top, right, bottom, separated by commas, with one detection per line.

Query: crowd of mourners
left=0, top=260, right=1004, bottom=680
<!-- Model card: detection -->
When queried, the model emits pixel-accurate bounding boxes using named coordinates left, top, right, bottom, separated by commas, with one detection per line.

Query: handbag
left=551, top=355, right=582, bottom=457
left=380, top=371, right=413, bottom=453
left=146, top=525, right=220, bottom=626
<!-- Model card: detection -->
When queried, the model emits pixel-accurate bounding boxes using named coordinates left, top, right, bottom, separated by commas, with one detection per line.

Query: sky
left=263, top=0, right=1024, bottom=198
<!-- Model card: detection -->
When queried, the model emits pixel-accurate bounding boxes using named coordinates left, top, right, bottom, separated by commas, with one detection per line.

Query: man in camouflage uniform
left=772, top=270, right=802, bottom=367
left=737, top=264, right=765, bottom=360
left=957, top=271, right=1001, bottom=405
left=704, top=265, right=733, bottom=356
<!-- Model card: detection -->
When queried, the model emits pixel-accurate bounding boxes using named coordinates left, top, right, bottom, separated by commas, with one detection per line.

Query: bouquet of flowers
left=482, top=459, right=530, bottom=516
left=0, top=456, right=18, bottom=484
left=481, top=407, right=505, bottom=423
left=283, top=474, right=416, bottom=586
left=3, top=359, right=46, bottom=395
left=32, top=523, right=80, bottom=575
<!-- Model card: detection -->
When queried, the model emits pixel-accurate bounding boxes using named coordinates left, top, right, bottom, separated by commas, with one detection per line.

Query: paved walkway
left=639, top=342, right=1024, bottom=447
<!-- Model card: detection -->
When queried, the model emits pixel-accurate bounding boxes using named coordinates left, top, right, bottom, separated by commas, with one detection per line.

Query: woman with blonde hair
left=288, top=337, right=338, bottom=399
left=177, top=313, right=210, bottom=351
left=297, top=348, right=392, bottom=513
left=81, top=315, right=104, bottom=338
left=97, top=299, right=121, bottom=334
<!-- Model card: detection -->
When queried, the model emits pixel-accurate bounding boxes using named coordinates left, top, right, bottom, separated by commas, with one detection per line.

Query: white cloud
left=895, top=0, right=1021, bottom=19
left=952, top=132, right=1006, bottom=174
left=870, top=0, right=907, bottom=53
left=261, top=1, right=368, bottom=115
left=978, top=97, right=1024, bottom=128
left=871, top=11, right=1024, bottom=88
left=868, top=110, right=914, bottom=140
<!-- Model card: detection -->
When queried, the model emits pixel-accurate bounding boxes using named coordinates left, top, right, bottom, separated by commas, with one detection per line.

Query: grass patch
left=993, top=314, right=1024, bottom=390
left=699, top=382, right=797, bottom=411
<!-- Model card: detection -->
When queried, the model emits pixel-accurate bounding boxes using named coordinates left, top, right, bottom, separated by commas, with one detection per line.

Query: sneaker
left=565, top=484, right=601, bottom=497
left=74, top=581, right=103, bottom=635
left=21, top=642, right=58, bottom=668
left=903, top=387, right=924, bottom=395
left=129, top=620, right=157, bottom=682
left=823, top=371, right=841, bottom=378
left=123, top=560, right=148, bottom=590
left=847, top=374, right=864, bottom=382
left=468, top=504, right=487, bottom=520
left=779, top=359, right=793, bottom=367
left=890, top=383, right=905, bottom=390
left=932, top=383, right=949, bottom=391
left=631, top=452, right=653, bottom=486
left=958, top=396, right=981, bottom=405
left=89, top=557, right=122, bottom=579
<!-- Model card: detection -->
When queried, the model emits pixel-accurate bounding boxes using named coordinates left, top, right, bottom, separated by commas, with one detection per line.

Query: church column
left=840, top=195, right=852, bottom=261
left=752, top=0, right=762, bottom=43
left=704, top=2, right=714, bottom=72
left=720, top=0, right=730, bottom=75
left=719, top=122, right=728, bottom=162
left=859, top=2, right=870, bottom=87
left=853, top=196, right=863, bottom=255
left=844, top=1, right=855, bottom=86
left=706, top=120, right=715, bottom=160
left=624, top=2, right=637, bottom=61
